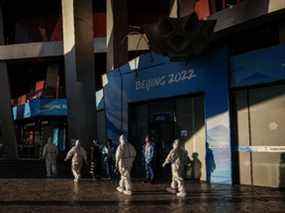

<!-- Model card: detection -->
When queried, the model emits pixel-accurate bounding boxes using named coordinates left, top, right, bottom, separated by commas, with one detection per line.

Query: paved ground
left=0, top=179, right=285, bottom=213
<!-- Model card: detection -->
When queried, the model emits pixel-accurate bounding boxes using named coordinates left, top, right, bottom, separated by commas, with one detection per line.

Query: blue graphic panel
left=96, top=89, right=105, bottom=110
left=39, top=99, right=68, bottom=116
left=232, top=44, right=285, bottom=87
left=12, top=89, right=104, bottom=120
left=12, top=107, right=17, bottom=120
left=52, top=128, right=59, bottom=146
left=23, top=103, right=32, bottom=118
left=104, top=49, right=232, bottom=184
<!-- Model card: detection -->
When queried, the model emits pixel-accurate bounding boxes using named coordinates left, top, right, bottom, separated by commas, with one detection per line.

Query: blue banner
left=12, top=89, right=104, bottom=120
left=104, top=49, right=232, bottom=184
left=38, top=99, right=68, bottom=116
left=12, top=99, right=67, bottom=120
left=231, top=44, right=285, bottom=87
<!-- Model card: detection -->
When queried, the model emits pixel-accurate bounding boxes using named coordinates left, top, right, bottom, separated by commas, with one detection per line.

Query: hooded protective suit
left=115, top=135, right=136, bottom=195
left=163, top=139, right=187, bottom=197
left=42, top=137, right=58, bottom=177
left=65, top=140, right=87, bottom=183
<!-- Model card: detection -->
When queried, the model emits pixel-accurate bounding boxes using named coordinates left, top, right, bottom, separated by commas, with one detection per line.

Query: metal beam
left=0, top=4, right=17, bottom=159
left=62, top=0, right=97, bottom=146
left=0, top=42, right=63, bottom=60
left=0, top=36, right=146, bottom=61
left=209, top=0, right=269, bottom=32
left=106, top=0, right=128, bottom=71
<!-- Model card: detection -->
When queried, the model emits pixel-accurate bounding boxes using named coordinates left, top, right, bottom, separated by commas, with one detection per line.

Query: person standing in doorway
left=64, top=139, right=88, bottom=183
left=104, top=139, right=116, bottom=182
left=144, top=135, right=156, bottom=183
left=163, top=139, right=187, bottom=198
left=115, top=135, right=137, bottom=195
left=189, top=152, right=202, bottom=182
left=42, top=137, right=58, bottom=178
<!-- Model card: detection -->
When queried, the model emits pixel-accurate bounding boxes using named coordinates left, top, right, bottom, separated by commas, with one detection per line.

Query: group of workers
left=42, top=134, right=199, bottom=198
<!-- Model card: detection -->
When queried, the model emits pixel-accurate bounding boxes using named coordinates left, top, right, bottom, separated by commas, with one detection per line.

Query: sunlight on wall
left=268, top=0, right=285, bottom=13
left=184, top=126, right=206, bottom=181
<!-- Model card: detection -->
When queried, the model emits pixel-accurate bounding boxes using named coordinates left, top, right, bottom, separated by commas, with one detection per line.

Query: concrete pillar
left=179, top=0, right=196, bottom=17
left=0, top=5, right=17, bottom=159
left=170, top=0, right=196, bottom=18
left=169, top=0, right=179, bottom=18
left=106, top=0, right=128, bottom=71
left=208, top=0, right=217, bottom=14
left=62, top=0, right=97, bottom=146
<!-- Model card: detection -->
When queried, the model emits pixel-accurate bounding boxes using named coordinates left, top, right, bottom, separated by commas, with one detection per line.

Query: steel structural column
left=62, top=0, right=97, bottom=146
left=0, top=4, right=17, bottom=159
left=106, top=0, right=128, bottom=71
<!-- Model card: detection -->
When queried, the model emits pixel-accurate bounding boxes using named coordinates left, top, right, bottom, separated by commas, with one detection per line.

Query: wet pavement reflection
left=0, top=179, right=285, bottom=212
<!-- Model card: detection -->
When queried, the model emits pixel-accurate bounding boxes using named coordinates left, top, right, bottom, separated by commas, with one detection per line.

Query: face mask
left=145, top=137, right=149, bottom=143
left=173, top=140, right=179, bottom=149
left=75, top=140, right=80, bottom=147
left=119, top=135, right=126, bottom=144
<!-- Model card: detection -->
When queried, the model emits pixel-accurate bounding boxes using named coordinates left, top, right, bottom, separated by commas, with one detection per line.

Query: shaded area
left=2, top=0, right=62, bottom=44
left=232, top=84, right=285, bottom=187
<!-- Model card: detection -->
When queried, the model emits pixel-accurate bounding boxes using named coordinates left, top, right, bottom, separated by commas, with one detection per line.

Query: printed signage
left=180, top=130, right=188, bottom=137
left=239, top=146, right=285, bottom=153
left=151, top=112, right=174, bottom=123
left=41, top=102, right=67, bottom=112
left=135, top=69, right=196, bottom=91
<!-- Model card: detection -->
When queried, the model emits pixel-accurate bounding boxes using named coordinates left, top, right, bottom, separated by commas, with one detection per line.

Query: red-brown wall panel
left=93, top=13, right=106, bottom=38
left=195, top=0, right=211, bottom=20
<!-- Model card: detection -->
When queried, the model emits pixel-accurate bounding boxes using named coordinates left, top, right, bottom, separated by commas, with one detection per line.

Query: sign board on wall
left=239, top=146, right=285, bottom=153
left=135, top=69, right=197, bottom=92
left=180, top=130, right=189, bottom=137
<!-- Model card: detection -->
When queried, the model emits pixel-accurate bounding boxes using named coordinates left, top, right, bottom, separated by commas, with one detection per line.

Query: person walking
left=42, top=137, right=58, bottom=177
left=64, top=139, right=88, bottom=183
left=163, top=139, right=187, bottom=198
left=115, top=135, right=136, bottom=195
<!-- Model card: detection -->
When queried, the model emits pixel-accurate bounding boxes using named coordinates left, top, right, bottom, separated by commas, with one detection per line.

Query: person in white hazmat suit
left=115, top=135, right=137, bottom=195
left=64, top=139, right=88, bottom=183
left=42, top=137, right=58, bottom=177
left=163, top=139, right=187, bottom=198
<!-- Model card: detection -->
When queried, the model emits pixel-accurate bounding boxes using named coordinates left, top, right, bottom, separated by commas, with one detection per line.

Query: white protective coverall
left=42, top=137, right=58, bottom=177
left=163, top=139, right=187, bottom=197
left=65, top=140, right=87, bottom=183
left=115, top=135, right=137, bottom=195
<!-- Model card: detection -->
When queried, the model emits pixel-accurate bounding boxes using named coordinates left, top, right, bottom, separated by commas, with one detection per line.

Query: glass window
left=234, top=84, right=285, bottom=187
left=17, top=122, right=41, bottom=159
left=52, top=127, right=66, bottom=152
left=214, top=0, right=244, bottom=12
left=17, top=120, right=67, bottom=159
left=0, top=127, right=8, bottom=159
left=0, top=121, right=6, bottom=158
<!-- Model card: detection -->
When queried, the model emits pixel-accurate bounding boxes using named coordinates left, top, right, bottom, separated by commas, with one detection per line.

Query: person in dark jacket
left=144, top=135, right=156, bottom=183
left=102, top=139, right=116, bottom=182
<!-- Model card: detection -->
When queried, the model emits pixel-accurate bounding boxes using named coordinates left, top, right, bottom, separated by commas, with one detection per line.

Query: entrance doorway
left=129, top=94, right=206, bottom=181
